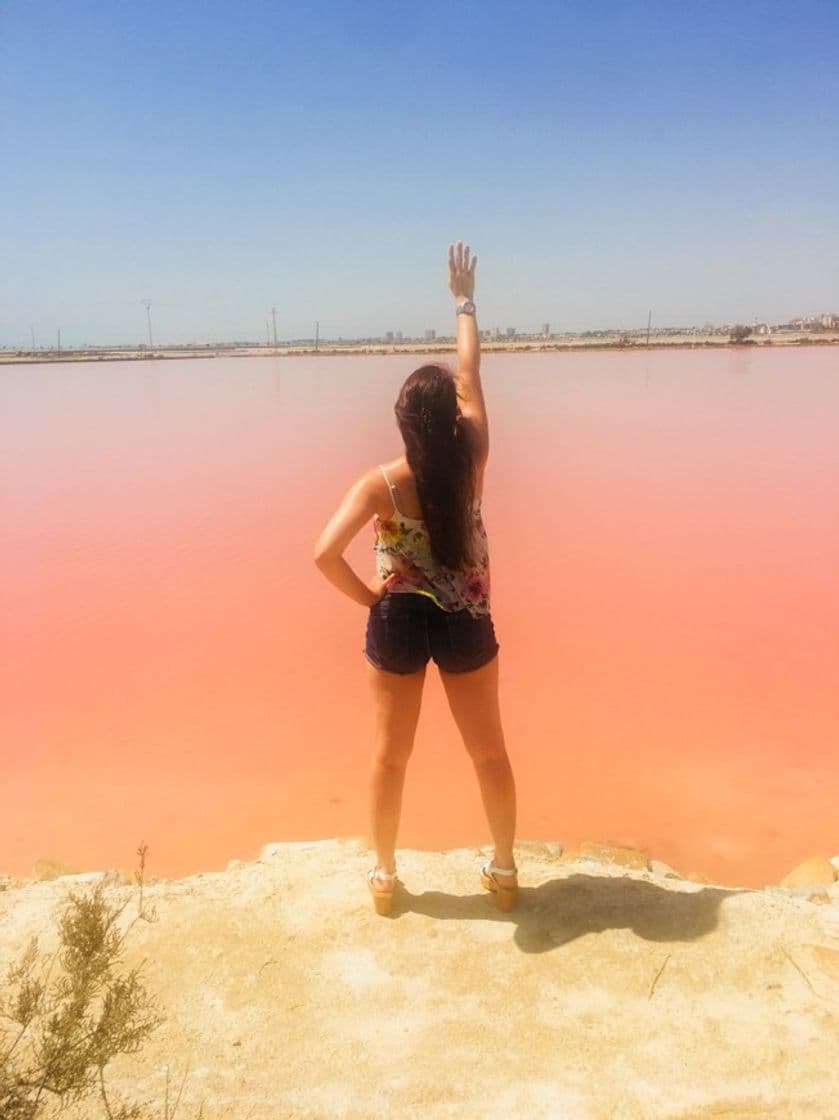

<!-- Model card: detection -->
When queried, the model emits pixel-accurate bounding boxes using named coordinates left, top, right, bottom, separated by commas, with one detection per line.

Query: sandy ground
left=2, top=838, right=839, bottom=1120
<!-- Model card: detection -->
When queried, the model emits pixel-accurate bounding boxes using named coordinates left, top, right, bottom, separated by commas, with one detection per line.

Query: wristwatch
left=456, top=299, right=476, bottom=316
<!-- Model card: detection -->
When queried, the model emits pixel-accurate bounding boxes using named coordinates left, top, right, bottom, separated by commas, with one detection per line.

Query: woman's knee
left=373, top=739, right=414, bottom=770
left=463, top=734, right=508, bottom=767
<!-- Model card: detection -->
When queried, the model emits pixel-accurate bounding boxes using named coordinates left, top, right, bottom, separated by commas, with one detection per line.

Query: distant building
left=396, top=330, right=403, bottom=341
left=425, top=329, right=436, bottom=341
left=542, top=323, right=550, bottom=337
left=491, top=327, right=500, bottom=340
left=506, top=327, right=516, bottom=338
left=385, top=331, right=394, bottom=342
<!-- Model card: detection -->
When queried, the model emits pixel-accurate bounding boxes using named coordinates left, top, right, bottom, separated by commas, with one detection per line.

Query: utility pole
left=57, top=328, right=61, bottom=353
left=646, top=309, right=652, bottom=347
left=30, top=325, right=36, bottom=350
left=141, top=299, right=153, bottom=349
left=315, top=320, right=319, bottom=352
left=271, top=306, right=278, bottom=349
left=265, top=320, right=270, bottom=346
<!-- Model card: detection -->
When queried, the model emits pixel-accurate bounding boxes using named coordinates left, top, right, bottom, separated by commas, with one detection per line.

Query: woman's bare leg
left=365, top=660, right=427, bottom=886
left=438, top=654, right=516, bottom=871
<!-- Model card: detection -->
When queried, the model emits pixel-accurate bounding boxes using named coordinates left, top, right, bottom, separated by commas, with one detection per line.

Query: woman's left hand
left=367, top=573, right=399, bottom=605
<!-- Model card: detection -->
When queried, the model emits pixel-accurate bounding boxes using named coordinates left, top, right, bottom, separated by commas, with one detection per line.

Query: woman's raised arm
left=448, top=241, right=488, bottom=464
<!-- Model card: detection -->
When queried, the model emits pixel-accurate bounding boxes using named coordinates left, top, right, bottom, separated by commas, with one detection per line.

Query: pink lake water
left=2, top=349, right=837, bottom=889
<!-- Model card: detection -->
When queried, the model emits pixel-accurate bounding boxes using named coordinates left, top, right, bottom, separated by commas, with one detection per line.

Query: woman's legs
left=365, top=660, right=427, bottom=884
left=438, top=654, right=517, bottom=871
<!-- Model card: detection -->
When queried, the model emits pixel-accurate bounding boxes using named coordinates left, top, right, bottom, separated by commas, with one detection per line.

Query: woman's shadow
left=383, top=872, right=753, bottom=954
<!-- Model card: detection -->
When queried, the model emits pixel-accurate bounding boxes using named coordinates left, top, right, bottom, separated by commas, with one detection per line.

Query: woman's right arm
left=448, top=241, right=488, bottom=465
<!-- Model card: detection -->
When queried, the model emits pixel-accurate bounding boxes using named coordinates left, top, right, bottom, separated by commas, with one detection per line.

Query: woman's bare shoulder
left=382, top=455, right=486, bottom=502
left=385, top=456, right=485, bottom=498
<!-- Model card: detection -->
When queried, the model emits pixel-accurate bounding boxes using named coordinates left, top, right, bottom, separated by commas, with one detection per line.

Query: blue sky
left=1, top=0, right=837, bottom=346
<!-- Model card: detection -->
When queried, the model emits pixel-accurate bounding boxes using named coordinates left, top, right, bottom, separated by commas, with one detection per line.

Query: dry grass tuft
left=1, top=841, right=204, bottom=1120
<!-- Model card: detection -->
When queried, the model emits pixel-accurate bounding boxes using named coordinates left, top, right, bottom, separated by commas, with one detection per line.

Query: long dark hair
left=394, top=363, right=478, bottom=569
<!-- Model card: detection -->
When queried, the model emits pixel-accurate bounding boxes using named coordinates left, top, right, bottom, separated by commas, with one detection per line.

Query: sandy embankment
left=2, top=838, right=839, bottom=1120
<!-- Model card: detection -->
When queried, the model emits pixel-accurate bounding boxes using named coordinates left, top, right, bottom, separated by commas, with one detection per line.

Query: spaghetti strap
left=378, top=464, right=402, bottom=516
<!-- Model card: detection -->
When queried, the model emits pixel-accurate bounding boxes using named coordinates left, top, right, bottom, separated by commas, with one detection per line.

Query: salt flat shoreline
left=2, top=332, right=838, bottom=365
left=2, top=838, right=839, bottom=1120
left=5, top=835, right=839, bottom=895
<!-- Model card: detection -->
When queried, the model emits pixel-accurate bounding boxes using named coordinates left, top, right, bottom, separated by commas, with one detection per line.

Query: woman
left=314, top=242, right=518, bottom=916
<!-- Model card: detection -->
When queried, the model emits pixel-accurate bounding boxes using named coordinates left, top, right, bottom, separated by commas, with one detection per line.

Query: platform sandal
left=367, top=866, right=399, bottom=916
left=480, top=862, right=518, bottom=912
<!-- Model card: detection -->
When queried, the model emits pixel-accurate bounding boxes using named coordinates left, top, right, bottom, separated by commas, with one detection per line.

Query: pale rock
left=578, top=840, right=651, bottom=871
left=56, top=870, right=113, bottom=884
left=809, top=944, right=839, bottom=981
left=33, top=857, right=80, bottom=881
left=515, top=839, right=562, bottom=860
left=260, top=839, right=336, bottom=861
left=786, top=884, right=833, bottom=903
left=649, top=859, right=683, bottom=879
left=779, top=856, right=837, bottom=889
left=686, top=870, right=716, bottom=884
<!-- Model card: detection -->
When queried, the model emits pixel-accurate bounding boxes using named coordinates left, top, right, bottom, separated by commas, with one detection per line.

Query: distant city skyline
left=6, top=306, right=838, bottom=354
left=1, top=0, right=837, bottom=348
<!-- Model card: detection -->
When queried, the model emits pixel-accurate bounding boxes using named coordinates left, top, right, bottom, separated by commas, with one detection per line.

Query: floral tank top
left=372, top=464, right=491, bottom=618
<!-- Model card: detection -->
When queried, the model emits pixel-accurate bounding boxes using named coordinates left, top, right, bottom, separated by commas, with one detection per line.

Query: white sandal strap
left=484, top=862, right=517, bottom=876
left=369, top=867, right=397, bottom=882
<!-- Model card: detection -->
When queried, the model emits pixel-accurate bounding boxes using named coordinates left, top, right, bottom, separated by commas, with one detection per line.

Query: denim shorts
left=364, top=590, right=500, bottom=675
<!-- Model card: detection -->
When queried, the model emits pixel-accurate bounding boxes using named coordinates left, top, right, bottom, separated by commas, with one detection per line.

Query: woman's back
left=375, top=455, right=485, bottom=521
left=373, top=459, right=491, bottom=618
